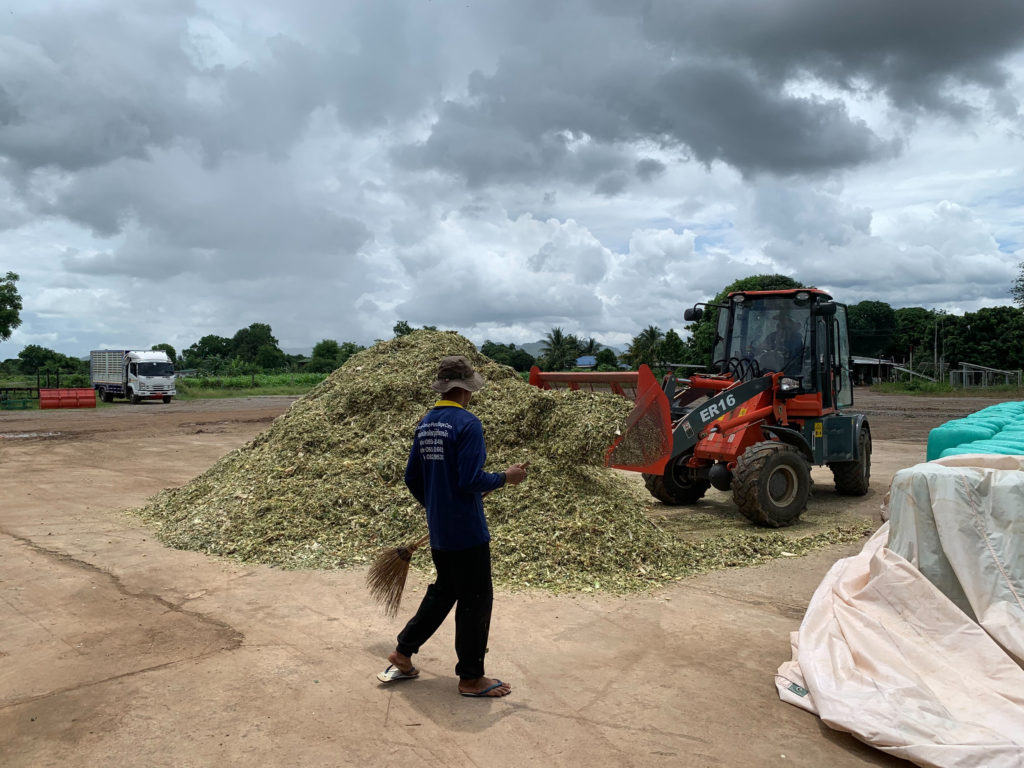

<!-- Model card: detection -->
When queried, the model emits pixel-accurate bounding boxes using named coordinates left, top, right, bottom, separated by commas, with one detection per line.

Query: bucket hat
left=431, top=355, right=485, bottom=393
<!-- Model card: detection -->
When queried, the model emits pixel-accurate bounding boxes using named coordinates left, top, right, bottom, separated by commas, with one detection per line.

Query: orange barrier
left=38, top=388, right=96, bottom=409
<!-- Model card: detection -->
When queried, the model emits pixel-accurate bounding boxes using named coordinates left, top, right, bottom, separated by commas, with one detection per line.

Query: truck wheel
left=162, top=396, right=172, bottom=404
left=733, top=441, right=810, bottom=527
left=129, top=389, right=140, bottom=405
left=643, top=454, right=710, bottom=505
left=830, top=427, right=871, bottom=496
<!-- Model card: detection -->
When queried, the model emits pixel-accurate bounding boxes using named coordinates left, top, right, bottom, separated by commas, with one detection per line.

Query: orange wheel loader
left=529, top=289, right=871, bottom=527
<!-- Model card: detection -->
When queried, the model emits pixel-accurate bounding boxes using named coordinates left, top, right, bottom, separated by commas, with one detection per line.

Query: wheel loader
left=529, top=289, right=871, bottom=527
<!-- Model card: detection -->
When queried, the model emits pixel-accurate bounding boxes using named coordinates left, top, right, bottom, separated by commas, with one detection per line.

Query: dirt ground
left=0, top=390, right=1015, bottom=767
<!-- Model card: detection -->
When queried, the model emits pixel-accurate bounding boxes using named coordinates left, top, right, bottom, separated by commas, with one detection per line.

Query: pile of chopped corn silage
left=133, top=330, right=872, bottom=592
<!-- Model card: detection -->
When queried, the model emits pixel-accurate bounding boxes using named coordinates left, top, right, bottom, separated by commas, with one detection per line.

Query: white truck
left=90, top=349, right=176, bottom=404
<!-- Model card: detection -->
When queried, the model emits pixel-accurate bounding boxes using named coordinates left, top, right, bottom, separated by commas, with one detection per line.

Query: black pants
left=396, top=541, right=493, bottom=680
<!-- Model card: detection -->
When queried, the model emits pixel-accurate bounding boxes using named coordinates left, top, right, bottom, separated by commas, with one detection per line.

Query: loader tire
left=830, top=427, right=871, bottom=496
left=643, top=455, right=709, bottom=505
left=732, top=441, right=810, bottom=527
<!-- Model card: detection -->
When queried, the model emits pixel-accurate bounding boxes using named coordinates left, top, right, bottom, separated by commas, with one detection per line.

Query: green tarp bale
left=927, top=423, right=997, bottom=461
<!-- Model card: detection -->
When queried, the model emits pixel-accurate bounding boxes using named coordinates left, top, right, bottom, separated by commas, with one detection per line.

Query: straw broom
left=365, top=531, right=431, bottom=618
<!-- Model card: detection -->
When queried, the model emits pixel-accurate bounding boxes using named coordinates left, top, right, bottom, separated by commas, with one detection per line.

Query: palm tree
left=579, top=337, right=600, bottom=355
left=540, top=327, right=578, bottom=371
left=626, top=325, right=664, bottom=369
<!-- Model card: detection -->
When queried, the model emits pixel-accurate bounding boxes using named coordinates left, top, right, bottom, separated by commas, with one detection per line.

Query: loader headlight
left=780, top=377, right=799, bottom=392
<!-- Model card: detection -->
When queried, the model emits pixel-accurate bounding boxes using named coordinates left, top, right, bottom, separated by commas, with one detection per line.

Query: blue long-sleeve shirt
left=404, top=401, right=506, bottom=551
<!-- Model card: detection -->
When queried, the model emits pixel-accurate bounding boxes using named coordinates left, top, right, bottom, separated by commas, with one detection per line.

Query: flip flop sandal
left=460, top=680, right=507, bottom=697
left=376, top=664, right=419, bottom=683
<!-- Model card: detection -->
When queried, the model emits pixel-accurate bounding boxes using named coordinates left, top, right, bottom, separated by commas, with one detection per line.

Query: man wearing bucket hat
left=378, top=355, right=527, bottom=697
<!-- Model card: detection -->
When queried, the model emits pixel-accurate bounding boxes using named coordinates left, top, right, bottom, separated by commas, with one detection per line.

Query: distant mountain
left=518, top=341, right=623, bottom=358
left=518, top=341, right=545, bottom=357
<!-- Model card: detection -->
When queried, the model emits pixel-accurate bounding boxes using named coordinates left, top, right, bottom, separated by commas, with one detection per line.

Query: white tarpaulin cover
left=776, top=455, right=1024, bottom=767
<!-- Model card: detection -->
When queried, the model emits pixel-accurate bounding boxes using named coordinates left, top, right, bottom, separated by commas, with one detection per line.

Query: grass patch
left=175, top=384, right=318, bottom=399
left=175, top=372, right=327, bottom=400
left=872, top=381, right=1024, bottom=397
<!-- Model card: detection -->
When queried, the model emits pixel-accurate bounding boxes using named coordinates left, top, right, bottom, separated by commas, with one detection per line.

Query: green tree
left=660, top=329, right=687, bottom=365
left=595, top=348, right=618, bottom=368
left=578, top=337, right=600, bottom=355
left=18, top=344, right=58, bottom=373
left=943, top=306, right=1024, bottom=371
left=312, top=339, right=340, bottom=359
left=151, top=343, right=177, bottom=364
left=847, top=300, right=897, bottom=358
left=626, top=325, right=664, bottom=368
left=17, top=345, right=83, bottom=374
left=255, top=343, right=286, bottom=370
left=227, top=356, right=259, bottom=377
left=0, top=271, right=22, bottom=342
left=1013, top=261, right=1024, bottom=308
left=231, top=323, right=280, bottom=362
left=481, top=340, right=536, bottom=372
left=183, top=334, right=232, bottom=368
left=309, top=339, right=344, bottom=373
left=538, top=327, right=578, bottom=370
left=889, top=307, right=948, bottom=369
left=685, top=274, right=806, bottom=366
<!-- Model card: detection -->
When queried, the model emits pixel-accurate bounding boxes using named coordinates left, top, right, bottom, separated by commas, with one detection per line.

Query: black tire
left=129, top=389, right=140, bottom=405
left=732, top=441, right=811, bottom=527
left=103, top=389, right=114, bottom=403
left=830, top=427, right=871, bottom=496
left=162, top=396, right=172, bottom=404
left=643, top=454, right=710, bottom=505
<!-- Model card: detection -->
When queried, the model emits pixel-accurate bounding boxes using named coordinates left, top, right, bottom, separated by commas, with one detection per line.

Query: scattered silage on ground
left=133, top=330, right=872, bottom=593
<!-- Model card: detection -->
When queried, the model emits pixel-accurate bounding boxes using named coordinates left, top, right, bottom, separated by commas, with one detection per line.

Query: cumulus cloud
left=765, top=201, right=1019, bottom=308
left=0, top=0, right=1021, bottom=359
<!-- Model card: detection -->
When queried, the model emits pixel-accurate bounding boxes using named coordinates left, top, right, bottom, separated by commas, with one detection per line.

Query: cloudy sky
left=2, top=0, right=1023, bottom=359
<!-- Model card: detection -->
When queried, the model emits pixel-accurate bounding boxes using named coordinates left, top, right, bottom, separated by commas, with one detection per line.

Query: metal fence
left=949, top=363, right=1022, bottom=388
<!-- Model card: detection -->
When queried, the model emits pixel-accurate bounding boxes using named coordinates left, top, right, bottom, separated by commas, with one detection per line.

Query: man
left=377, top=355, right=527, bottom=698
left=761, top=312, right=804, bottom=374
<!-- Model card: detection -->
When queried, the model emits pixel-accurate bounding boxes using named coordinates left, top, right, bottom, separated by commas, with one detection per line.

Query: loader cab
left=713, top=289, right=853, bottom=407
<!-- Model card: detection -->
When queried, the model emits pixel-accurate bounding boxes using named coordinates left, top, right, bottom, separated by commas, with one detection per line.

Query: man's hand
left=504, top=463, right=528, bottom=485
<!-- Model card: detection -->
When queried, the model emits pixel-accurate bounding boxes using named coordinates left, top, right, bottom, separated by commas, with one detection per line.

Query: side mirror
left=684, top=307, right=704, bottom=322
left=814, top=301, right=837, bottom=317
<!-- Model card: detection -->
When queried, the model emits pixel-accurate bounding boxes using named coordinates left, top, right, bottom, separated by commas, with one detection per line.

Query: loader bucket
left=528, top=367, right=645, bottom=399
left=605, top=365, right=673, bottom=474
left=528, top=365, right=673, bottom=473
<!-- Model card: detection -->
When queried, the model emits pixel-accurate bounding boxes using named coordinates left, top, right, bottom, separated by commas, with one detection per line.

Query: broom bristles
left=366, top=532, right=430, bottom=617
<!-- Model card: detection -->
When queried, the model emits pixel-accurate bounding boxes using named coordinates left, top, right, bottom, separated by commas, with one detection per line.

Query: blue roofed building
left=575, top=355, right=597, bottom=369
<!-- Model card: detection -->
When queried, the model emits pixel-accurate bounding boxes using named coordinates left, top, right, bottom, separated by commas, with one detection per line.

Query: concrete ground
left=2, top=391, right=998, bottom=767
